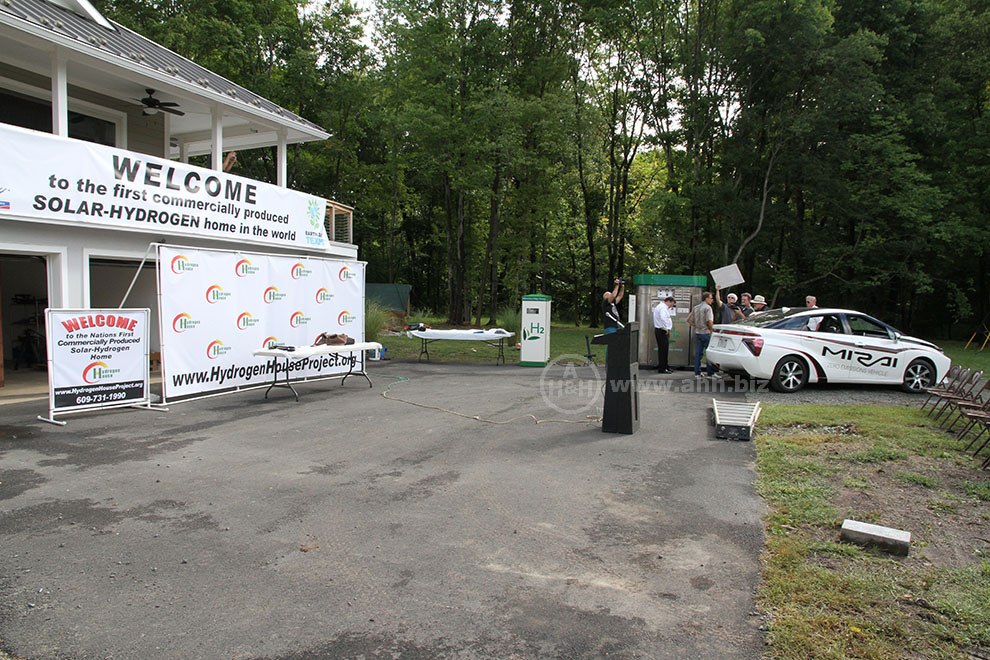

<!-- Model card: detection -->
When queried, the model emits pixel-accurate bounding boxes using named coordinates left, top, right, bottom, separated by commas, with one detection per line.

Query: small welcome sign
left=40, top=308, right=151, bottom=425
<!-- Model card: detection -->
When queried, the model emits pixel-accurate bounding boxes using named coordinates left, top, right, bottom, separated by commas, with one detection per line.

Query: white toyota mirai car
left=706, top=307, right=952, bottom=393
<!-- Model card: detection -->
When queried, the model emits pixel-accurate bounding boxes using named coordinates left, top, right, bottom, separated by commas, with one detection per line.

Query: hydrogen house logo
left=206, top=340, right=232, bottom=359
left=290, top=311, right=312, bottom=328
left=172, top=312, right=201, bottom=333
left=291, top=262, right=312, bottom=280
left=337, top=310, right=356, bottom=326
left=236, top=312, right=260, bottom=330
left=235, top=258, right=260, bottom=277
left=82, top=361, right=120, bottom=384
left=261, top=336, right=279, bottom=349
left=263, top=286, right=287, bottom=304
left=316, top=288, right=334, bottom=304
left=170, top=254, right=199, bottom=274
left=338, top=266, right=356, bottom=282
left=205, top=285, right=232, bottom=304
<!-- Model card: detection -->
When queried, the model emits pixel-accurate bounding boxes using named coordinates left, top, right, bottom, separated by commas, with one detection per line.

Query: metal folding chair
left=940, top=380, right=990, bottom=431
left=921, top=365, right=964, bottom=411
left=930, top=371, right=983, bottom=421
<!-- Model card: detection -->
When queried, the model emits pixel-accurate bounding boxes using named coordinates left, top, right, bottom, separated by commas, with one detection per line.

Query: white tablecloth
left=406, top=329, right=513, bottom=341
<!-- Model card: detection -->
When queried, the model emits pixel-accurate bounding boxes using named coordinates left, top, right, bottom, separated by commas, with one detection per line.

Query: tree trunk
left=485, top=165, right=502, bottom=325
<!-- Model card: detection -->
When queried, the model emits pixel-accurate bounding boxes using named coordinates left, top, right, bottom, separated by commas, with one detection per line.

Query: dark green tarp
left=367, top=283, right=411, bottom=314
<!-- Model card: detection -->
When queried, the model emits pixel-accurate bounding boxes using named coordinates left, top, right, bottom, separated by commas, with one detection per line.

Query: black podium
left=591, top=323, right=640, bottom=434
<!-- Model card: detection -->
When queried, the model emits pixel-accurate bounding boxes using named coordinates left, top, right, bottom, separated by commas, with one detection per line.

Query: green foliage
left=495, top=306, right=521, bottom=337
left=94, top=0, right=990, bottom=334
left=364, top=300, right=390, bottom=341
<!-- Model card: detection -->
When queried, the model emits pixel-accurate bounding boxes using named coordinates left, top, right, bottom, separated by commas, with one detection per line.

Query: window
left=846, top=315, right=891, bottom=339
left=768, top=316, right=814, bottom=331
left=817, top=315, right=844, bottom=334
left=0, top=86, right=121, bottom=148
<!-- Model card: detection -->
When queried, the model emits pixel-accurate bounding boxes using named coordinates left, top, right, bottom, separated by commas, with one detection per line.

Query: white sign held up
left=710, top=263, right=745, bottom=289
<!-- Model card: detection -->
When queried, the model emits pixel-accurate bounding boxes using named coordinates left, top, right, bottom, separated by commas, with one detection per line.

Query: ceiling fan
left=137, top=89, right=185, bottom=116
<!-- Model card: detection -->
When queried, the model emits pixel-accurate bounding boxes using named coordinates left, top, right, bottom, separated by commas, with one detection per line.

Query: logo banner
left=159, top=245, right=365, bottom=399
left=0, top=123, right=330, bottom=252
left=46, top=308, right=150, bottom=412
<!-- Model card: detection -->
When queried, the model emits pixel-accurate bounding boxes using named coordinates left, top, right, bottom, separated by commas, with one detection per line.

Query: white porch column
left=211, top=105, right=223, bottom=170
left=179, top=138, right=190, bottom=163
left=162, top=112, right=171, bottom=158
left=51, top=49, right=68, bottom=137
left=277, top=129, right=287, bottom=187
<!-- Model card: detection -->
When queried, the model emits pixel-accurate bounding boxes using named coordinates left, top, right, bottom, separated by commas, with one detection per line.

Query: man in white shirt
left=805, top=295, right=822, bottom=331
left=652, top=296, right=676, bottom=373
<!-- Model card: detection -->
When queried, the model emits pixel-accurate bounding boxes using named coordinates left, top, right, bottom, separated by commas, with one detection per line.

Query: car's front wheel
left=770, top=355, right=808, bottom=393
left=901, top=359, right=935, bottom=393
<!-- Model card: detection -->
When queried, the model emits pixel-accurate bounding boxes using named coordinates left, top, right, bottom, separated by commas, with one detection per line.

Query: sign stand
left=37, top=308, right=158, bottom=426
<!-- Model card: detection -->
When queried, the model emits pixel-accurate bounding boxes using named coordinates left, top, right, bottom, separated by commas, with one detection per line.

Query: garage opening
left=0, top=255, right=49, bottom=390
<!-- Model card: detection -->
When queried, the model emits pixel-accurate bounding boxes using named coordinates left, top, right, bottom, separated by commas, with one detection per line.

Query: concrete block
left=840, top=519, right=911, bottom=556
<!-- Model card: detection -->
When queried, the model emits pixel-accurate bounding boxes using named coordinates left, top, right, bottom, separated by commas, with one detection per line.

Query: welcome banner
left=0, top=123, right=331, bottom=253
left=45, top=308, right=150, bottom=416
left=158, top=245, right=365, bottom=400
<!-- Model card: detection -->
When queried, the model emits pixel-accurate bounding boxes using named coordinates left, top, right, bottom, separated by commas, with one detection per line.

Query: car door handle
left=854, top=342, right=865, bottom=347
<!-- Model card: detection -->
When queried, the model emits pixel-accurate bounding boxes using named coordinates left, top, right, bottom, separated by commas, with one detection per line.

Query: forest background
left=93, top=0, right=989, bottom=336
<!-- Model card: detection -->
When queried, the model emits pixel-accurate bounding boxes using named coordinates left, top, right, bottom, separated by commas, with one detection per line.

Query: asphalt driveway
left=0, top=363, right=764, bottom=659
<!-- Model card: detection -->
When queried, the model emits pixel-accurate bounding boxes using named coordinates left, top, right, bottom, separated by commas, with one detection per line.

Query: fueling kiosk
left=520, top=294, right=552, bottom=366
left=633, top=274, right=708, bottom=369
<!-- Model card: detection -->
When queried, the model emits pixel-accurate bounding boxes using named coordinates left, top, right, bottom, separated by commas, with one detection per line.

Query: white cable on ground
left=380, top=375, right=600, bottom=426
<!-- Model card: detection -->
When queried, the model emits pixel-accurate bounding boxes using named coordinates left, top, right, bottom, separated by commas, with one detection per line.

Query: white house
left=0, top=0, right=356, bottom=388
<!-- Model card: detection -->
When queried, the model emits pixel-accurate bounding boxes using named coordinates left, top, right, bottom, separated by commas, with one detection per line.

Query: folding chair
left=940, top=380, right=990, bottom=431
left=921, top=365, right=964, bottom=412
left=962, top=415, right=990, bottom=453
left=964, top=418, right=990, bottom=468
left=930, top=370, right=983, bottom=421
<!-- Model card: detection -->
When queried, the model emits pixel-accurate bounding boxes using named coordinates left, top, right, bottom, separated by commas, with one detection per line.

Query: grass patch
left=961, top=480, right=990, bottom=501
left=844, top=444, right=909, bottom=464
left=756, top=403, right=990, bottom=658
left=940, top=340, right=990, bottom=374
left=843, top=476, right=872, bottom=490
left=378, top=323, right=603, bottom=365
left=896, top=471, right=939, bottom=488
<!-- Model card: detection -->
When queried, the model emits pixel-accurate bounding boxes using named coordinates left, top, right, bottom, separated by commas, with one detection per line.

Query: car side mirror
left=891, top=331, right=902, bottom=342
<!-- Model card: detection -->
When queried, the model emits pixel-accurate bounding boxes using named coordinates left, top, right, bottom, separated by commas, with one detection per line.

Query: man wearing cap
left=652, top=296, right=676, bottom=373
left=751, top=295, right=768, bottom=314
left=715, top=286, right=743, bottom=324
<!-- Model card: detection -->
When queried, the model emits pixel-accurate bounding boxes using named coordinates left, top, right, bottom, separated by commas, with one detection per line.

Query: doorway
left=0, top=255, right=50, bottom=390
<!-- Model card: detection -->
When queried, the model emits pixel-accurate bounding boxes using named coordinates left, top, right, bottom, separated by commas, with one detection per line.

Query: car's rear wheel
left=901, top=359, right=935, bottom=393
left=770, top=355, right=808, bottom=393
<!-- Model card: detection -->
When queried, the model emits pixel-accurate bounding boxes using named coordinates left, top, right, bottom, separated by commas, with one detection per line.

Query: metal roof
left=0, top=0, right=328, bottom=138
